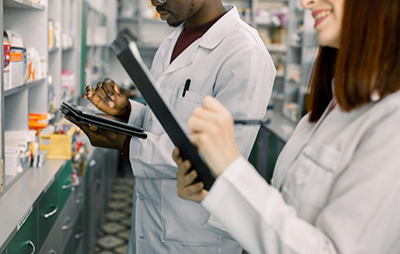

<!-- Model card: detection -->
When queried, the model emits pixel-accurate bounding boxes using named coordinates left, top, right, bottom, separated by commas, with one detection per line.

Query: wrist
left=118, top=102, right=131, bottom=122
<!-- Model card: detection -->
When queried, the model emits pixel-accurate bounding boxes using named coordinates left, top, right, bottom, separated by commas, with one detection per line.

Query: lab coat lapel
left=162, top=4, right=239, bottom=75
left=159, top=25, right=184, bottom=73
left=164, top=40, right=199, bottom=74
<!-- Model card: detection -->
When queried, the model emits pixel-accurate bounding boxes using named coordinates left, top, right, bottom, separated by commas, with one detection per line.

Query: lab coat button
left=138, top=195, right=144, bottom=201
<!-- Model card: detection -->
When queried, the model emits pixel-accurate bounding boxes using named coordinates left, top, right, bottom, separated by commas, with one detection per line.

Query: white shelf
left=4, top=0, right=45, bottom=10
left=142, top=18, right=165, bottom=24
left=118, top=17, right=139, bottom=23
left=256, top=22, right=284, bottom=28
left=4, top=78, right=46, bottom=97
left=62, top=46, right=75, bottom=52
left=49, top=47, right=60, bottom=53
left=266, top=44, right=286, bottom=53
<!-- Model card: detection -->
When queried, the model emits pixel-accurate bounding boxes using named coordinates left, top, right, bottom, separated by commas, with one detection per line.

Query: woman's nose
left=301, top=0, right=315, bottom=8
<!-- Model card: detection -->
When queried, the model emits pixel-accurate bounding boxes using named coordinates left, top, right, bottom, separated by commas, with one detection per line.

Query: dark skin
left=67, top=0, right=226, bottom=151
left=65, top=78, right=130, bottom=151
left=151, top=0, right=226, bottom=28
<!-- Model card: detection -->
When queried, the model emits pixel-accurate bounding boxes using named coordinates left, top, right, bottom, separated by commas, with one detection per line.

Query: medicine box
left=5, top=30, right=25, bottom=89
left=39, top=125, right=76, bottom=159
left=3, top=32, right=11, bottom=90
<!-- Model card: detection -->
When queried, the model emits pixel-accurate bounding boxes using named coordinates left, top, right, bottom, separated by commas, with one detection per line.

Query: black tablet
left=61, top=101, right=147, bottom=139
left=111, top=34, right=215, bottom=190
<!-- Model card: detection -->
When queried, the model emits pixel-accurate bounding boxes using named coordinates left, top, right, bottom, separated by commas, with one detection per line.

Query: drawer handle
left=75, top=232, right=84, bottom=239
left=75, top=193, right=84, bottom=204
left=62, top=178, right=72, bottom=189
left=62, top=217, right=72, bottom=231
left=25, top=240, right=35, bottom=254
left=44, top=206, right=58, bottom=219
left=89, top=159, right=96, bottom=167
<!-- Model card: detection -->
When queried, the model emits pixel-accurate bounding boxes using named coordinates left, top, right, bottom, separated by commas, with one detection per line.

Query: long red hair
left=307, top=0, right=400, bottom=122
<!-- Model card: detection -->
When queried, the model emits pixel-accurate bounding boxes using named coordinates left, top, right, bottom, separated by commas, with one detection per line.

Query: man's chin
left=167, top=20, right=183, bottom=27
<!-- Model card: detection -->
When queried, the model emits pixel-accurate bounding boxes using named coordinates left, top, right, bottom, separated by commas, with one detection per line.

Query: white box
left=5, top=147, right=21, bottom=176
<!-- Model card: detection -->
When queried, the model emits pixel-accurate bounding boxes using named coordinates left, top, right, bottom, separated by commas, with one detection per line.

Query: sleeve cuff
left=202, top=156, right=248, bottom=210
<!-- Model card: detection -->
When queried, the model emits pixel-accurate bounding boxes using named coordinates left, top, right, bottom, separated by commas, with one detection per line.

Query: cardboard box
left=39, top=125, right=76, bottom=159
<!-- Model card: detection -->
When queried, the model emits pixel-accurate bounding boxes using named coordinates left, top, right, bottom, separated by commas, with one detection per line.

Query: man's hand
left=65, top=116, right=127, bottom=150
left=83, top=78, right=131, bottom=116
left=173, top=148, right=208, bottom=203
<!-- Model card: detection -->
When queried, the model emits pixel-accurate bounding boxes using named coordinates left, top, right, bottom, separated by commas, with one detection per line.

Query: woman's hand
left=188, top=96, right=241, bottom=177
left=83, top=78, right=131, bottom=116
left=173, top=148, right=208, bottom=203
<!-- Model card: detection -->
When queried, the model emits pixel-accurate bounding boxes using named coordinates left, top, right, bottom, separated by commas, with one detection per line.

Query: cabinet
left=0, top=148, right=119, bottom=254
left=83, top=148, right=118, bottom=254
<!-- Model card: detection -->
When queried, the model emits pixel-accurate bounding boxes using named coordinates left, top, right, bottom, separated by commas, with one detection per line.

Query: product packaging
left=3, top=32, right=11, bottom=90
left=5, top=30, right=25, bottom=89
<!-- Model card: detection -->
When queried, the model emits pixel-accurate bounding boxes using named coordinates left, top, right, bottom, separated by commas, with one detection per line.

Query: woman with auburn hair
left=173, top=0, right=400, bottom=253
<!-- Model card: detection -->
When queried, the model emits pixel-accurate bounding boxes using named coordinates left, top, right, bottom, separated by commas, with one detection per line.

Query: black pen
left=234, top=117, right=271, bottom=125
left=182, top=79, right=191, bottom=97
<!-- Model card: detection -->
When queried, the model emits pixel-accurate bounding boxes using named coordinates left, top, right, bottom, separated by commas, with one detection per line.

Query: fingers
left=202, top=96, right=229, bottom=114
left=176, top=159, right=192, bottom=179
left=172, top=147, right=182, bottom=164
left=177, top=181, right=204, bottom=200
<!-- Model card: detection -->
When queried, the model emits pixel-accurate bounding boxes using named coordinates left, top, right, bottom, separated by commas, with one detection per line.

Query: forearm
left=202, top=157, right=337, bottom=254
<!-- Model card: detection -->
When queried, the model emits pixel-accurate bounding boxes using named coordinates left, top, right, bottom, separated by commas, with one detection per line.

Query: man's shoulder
left=219, top=21, right=266, bottom=52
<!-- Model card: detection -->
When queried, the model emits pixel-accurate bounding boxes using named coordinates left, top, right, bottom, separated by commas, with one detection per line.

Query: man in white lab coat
left=73, top=0, right=276, bottom=252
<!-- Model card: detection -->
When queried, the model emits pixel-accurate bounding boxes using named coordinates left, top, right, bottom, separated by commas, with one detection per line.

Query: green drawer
left=38, top=179, right=59, bottom=247
left=58, top=160, right=73, bottom=209
left=63, top=211, right=84, bottom=254
left=7, top=208, right=38, bottom=254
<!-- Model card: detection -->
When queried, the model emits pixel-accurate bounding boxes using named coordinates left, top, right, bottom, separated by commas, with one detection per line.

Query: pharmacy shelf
left=117, top=17, right=139, bottom=23
left=3, top=0, right=44, bottom=10
left=266, top=44, right=287, bottom=53
left=49, top=47, right=60, bottom=53
left=62, top=46, right=75, bottom=52
left=4, top=78, right=46, bottom=97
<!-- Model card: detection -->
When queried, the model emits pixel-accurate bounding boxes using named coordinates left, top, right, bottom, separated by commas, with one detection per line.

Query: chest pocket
left=281, top=141, right=340, bottom=220
left=164, top=85, right=205, bottom=133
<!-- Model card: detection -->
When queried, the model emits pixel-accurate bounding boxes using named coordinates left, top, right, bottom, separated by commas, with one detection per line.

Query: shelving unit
left=80, top=0, right=117, bottom=94
left=1, top=0, right=83, bottom=193
left=281, top=0, right=318, bottom=122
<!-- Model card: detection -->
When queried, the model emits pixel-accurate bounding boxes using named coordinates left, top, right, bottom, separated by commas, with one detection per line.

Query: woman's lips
left=312, top=10, right=332, bottom=29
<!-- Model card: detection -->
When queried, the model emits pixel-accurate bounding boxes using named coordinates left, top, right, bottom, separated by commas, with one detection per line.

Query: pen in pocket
left=233, top=117, right=271, bottom=125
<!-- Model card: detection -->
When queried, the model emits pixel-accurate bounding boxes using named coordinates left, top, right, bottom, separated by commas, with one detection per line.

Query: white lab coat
left=201, top=90, right=400, bottom=254
left=125, top=4, right=276, bottom=253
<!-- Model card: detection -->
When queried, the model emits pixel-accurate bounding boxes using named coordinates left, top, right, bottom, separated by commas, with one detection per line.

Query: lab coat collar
left=198, top=4, right=239, bottom=50
left=160, top=4, right=239, bottom=74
